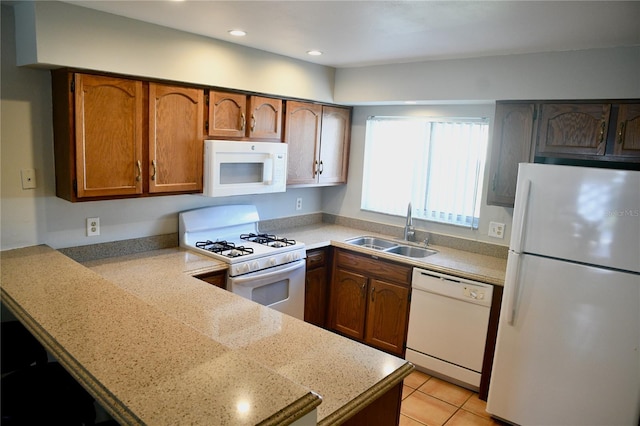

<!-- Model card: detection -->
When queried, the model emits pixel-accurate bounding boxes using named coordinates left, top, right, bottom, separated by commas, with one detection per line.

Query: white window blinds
left=361, top=117, right=488, bottom=229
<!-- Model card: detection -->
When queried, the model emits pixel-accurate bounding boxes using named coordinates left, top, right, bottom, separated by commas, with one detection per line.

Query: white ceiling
left=64, top=1, right=640, bottom=68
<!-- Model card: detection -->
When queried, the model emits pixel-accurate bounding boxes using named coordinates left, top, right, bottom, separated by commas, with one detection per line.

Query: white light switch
left=21, top=169, right=36, bottom=189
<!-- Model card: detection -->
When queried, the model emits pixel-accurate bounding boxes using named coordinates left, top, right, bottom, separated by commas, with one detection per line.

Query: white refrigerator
left=487, top=163, right=640, bottom=426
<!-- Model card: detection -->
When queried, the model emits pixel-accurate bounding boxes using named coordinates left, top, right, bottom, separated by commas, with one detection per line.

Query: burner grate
left=195, top=240, right=254, bottom=257
left=240, top=233, right=296, bottom=248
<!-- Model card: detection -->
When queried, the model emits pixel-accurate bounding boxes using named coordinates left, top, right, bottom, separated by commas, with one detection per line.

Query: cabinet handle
left=319, top=160, right=324, bottom=175
left=151, top=160, right=157, bottom=181
left=492, top=172, right=497, bottom=191
left=360, top=282, right=366, bottom=297
left=314, top=160, right=319, bottom=176
left=618, top=122, right=626, bottom=145
left=598, top=120, right=606, bottom=144
left=240, top=113, right=246, bottom=131
left=251, top=114, right=256, bottom=132
left=370, top=287, right=375, bottom=302
left=136, top=160, right=142, bottom=182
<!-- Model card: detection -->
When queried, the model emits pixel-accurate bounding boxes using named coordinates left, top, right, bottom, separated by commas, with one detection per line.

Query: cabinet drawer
left=306, top=249, right=326, bottom=269
left=336, top=249, right=411, bottom=285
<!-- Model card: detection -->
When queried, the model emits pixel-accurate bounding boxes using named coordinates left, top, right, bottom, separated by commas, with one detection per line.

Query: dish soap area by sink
left=345, top=236, right=437, bottom=259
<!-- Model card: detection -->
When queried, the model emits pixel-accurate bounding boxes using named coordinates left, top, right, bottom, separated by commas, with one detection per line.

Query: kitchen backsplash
left=60, top=212, right=508, bottom=263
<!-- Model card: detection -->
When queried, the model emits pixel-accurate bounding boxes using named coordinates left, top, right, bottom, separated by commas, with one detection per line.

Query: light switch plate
left=21, top=169, right=36, bottom=189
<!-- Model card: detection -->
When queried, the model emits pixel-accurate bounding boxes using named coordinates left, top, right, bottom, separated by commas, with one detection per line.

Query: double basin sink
left=345, top=236, right=437, bottom=259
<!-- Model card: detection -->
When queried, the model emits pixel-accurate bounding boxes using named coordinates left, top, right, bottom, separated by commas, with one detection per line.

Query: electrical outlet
left=488, top=221, right=505, bottom=239
left=296, top=197, right=302, bottom=211
left=87, top=217, right=100, bottom=237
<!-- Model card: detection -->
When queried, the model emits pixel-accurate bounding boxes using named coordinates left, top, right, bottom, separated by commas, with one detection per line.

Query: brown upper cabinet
left=536, top=101, right=640, bottom=162
left=52, top=71, right=205, bottom=201
left=486, top=102, right=536, bottom=207
left=537, top=103, right=611, bottom=157
left=149, top=83, right=204, bottom=194
left=285, top=102, right=351, bottom=186
left=613, top=103, right=640, bottom=158
left=207, top=90, right=282, bottom=141
left=487, top=99, right=640, bottom=208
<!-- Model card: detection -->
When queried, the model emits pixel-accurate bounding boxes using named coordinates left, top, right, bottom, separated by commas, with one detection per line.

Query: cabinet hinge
left=70, top=79, right=75, bottom=93
left=205, top=94, right=209, bottom=106
left=532, top=106, right=538, bottom=121
left=205, top=120, right=209, bottom=132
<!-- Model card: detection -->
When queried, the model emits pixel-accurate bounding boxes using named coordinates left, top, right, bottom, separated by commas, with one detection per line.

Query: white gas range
left=179, top=205, right=306, bottom=319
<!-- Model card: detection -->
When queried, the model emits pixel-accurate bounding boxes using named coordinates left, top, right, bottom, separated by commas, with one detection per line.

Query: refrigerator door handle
left=511, top=178, right=531, bottom=253
left=505, top=252, right=522, bottom=325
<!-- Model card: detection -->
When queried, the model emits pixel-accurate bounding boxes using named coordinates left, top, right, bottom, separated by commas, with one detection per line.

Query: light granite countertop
left=276, top=223, right=506, bottom=286
left=1, top=245, right=412, bottom=425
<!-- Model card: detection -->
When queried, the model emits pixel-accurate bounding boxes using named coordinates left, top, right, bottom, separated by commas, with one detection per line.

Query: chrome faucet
left=404, top=202, right=415, bottom=242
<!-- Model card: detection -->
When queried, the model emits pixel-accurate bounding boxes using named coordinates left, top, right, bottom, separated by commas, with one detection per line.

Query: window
left=361, top=116, right=488, bottom=229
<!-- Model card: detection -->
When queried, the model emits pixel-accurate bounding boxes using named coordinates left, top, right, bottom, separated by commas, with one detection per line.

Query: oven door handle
left=232, top=260, right=305, bottom=284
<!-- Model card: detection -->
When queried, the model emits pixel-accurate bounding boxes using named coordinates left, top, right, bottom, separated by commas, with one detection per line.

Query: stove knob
left=285, top=254, right=293, bottom=262
left=241, top=264, right=250, bottom=274
left=251, top=261, right=260, bottom=271
left=269, top=258, right=277, bottom=266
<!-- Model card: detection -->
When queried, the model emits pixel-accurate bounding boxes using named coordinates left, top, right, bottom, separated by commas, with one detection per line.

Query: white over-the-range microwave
left=203, top=140, right=288, bottom=197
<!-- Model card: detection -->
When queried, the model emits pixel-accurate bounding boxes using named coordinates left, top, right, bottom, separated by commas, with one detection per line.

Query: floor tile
left=402, top=385, right=415, bottom=400
left=403, top=370, right=431, bottom=389
left=444, top=408, right=498, bottom=426
left=418, top=377, right=473, bottom=407
left=401, top=390, right=457, bottom=426
left=461, top=393, right=492, bottom=418
left=399, top=413, right=425, bottom=426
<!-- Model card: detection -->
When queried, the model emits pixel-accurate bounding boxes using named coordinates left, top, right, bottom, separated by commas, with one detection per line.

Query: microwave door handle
left=263, top=155, right=274, bottom=185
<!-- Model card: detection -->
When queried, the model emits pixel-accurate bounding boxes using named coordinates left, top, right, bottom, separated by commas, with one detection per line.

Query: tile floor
left=401, top=370, right=506, bottom=426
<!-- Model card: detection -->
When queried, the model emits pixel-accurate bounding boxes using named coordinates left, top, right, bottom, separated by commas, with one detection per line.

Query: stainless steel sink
left=345, top=236, right=398, bottom=250
left=384, top=245, right=437, bottom=258
left=345, top=236, right=437, bottom=259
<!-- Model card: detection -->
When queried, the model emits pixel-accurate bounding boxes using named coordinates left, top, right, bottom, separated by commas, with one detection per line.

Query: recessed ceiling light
left=404, top=101, right=418, bottom=105
left=228, top=30, right=247, bottom=37
left=307, top=50, right=323, bottom=56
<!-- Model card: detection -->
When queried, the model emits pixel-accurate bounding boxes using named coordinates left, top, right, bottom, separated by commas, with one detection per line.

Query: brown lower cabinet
left=328, top=249, right=411, bottom=357
left=304, top=248, right=330, bottom=328
left=193, top=270, right=226, bottom=289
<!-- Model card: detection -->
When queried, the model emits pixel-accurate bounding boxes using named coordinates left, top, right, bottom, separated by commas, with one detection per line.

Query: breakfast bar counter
left=1, top=245, right=413, bottom=425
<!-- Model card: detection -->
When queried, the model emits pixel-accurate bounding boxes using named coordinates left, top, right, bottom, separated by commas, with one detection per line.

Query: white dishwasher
left=406, top=267, right=493, bottom=390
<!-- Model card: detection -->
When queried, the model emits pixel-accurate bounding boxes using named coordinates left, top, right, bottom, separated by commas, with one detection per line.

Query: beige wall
left=1, top=5, right=324, bottom=251
left=14, top=1, right=336, bottom=102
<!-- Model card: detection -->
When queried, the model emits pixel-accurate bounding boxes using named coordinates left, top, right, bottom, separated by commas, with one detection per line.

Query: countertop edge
left=258, top=391, right=323, bottom=426
left=0, top=288, right=144, bottom=426
left=317, top=362, right=414, bottom=426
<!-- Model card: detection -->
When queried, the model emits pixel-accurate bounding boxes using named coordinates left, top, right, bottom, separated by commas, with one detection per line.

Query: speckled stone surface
left=1, top=245, right=321, bottom=425
left=275, top=224, right=507, bottom=286
left=84, top=248, right=413, bottom=424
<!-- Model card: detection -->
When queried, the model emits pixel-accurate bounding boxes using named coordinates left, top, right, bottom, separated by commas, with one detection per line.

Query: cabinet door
left=248, top=96, right=282, bottom=140
left=329, top=268, right=367, bottom=340
left=319, top=106, right=351, bottom=185
left=537, top=103, right=611, bottom=157
left=285, top=101, right=322, bottom=185
left=305, top=266, right=328, bottom=327
left=149, top=83, right=204, bottom=193
left=74, top=74, right=143, bottom=198
left=208, top=91, right=246, bottom=138
left=487, top=103, right=535, bottom=207
left=364, top=279, right=409, bottom=356
left=613, top=103, right=640, bottom=159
